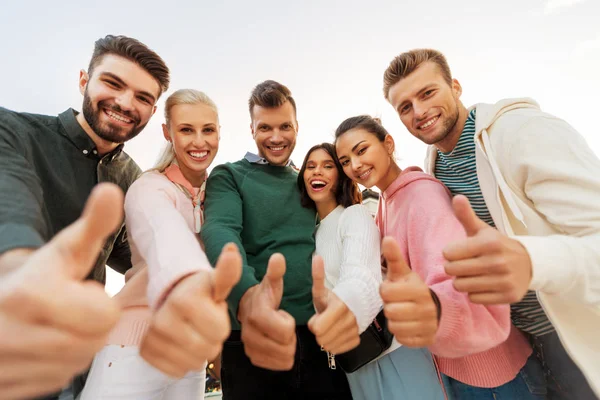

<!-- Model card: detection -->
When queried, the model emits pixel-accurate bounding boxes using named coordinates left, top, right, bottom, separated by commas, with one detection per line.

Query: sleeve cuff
left=0, top=223, right=44, bottom=255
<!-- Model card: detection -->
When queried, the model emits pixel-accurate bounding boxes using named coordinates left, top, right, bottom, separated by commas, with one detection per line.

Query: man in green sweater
left=202, top=80, right=351, bottom=399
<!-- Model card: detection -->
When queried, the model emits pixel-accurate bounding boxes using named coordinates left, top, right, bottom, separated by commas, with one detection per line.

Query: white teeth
left=420, top=116, right=438, bottom=129
left=312, top=180, right=326, bottom=185
left=270, top=146, right=284, bottom=151
left=106, top=110, right=132, bottom=123
left=359, top=169, right=371, bottom=179
left=189, top=151, right=208, bottom=158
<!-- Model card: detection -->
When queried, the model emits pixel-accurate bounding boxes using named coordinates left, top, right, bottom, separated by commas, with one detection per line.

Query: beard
left=82, top=90, right=146, bottom=144
left=418, top=99, right=461, bottom=146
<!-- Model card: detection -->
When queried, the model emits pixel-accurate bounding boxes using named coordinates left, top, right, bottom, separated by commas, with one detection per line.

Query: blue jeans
left=530, top=331, right=598, bottom=400
left=443, top=353, right=547, bottom=399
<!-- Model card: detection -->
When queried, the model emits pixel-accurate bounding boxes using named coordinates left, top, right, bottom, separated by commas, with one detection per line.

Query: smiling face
left=303, top=148, right=339, bottom=207
left=335, top=128, right=396, bottom=191
left=79, top=54, right=160, bottom=149
left=387, top=61, right=466, bottom=153
left=250, top=101, right=298, bottom=166
left=163, top=102, right=219, bottom=186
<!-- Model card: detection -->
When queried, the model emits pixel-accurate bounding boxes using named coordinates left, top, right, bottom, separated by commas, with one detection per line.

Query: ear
left=250, top=122, right=256, bottom=138
left=151, top=105, right=157, bottom=116
left=452, top=78, right=462, bottom=99
left=384, top=134, right=395, bottom=156
left=295, top=119, right=299, bottom=134
left=162, top=123, right=171, bottom=142
left=78, top=69, right=89, bottom=96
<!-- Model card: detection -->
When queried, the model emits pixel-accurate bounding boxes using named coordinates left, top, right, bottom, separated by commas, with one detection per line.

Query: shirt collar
left=244, top=151, right=295, bottom=167
left=58, top=108, right=123, bottom=160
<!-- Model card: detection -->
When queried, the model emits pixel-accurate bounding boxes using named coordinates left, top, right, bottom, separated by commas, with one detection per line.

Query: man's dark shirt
left=0, top=107, right=141, bottom=283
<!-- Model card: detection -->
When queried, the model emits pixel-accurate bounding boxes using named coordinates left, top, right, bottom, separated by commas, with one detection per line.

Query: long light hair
left=152, top=89, right=219, bottom=172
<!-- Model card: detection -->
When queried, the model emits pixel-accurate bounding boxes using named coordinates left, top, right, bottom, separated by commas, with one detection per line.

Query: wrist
left=429, top=289, right=442, bottom=322
left=0, top=248, right=34, bottom=277
left=237, top=284, right=259, bottom=322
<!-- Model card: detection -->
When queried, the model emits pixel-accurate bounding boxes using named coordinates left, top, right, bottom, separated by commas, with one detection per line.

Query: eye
left=203, top=127, right=216, bottom=133
left=180, top=127, right=194, bottom=133
left=325, top=164, right=334, bottom=169
left=400, top=104, right=411, bottom=114
left=340, top=159, right=349, bottom=167
left=137, top=95, right=152, bottom=105
left=423, top=89, right=435, bottom=98
left=105, top=80, right=120, bottom=89
left=282, top=123, right=292, bottom=130
left=357, top=147, right=367, bottom=155
left=306, top=164, right=315, bottom=169
left=259, top=125, right=270, bottom=132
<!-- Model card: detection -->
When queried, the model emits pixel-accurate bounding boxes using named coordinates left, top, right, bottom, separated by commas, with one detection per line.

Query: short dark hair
left=88, top=35, right=170, bottom=97
left=334, top=115, right=390, bottom=143
left=298, top=143, right=361, bottom=210
left=248, top=80, right=297, bottom=119
left=383, top=49, right=452, bottom=100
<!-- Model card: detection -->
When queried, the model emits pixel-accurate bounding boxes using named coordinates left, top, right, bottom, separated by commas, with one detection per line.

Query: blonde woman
left=81, top=89, right=222, bottom=399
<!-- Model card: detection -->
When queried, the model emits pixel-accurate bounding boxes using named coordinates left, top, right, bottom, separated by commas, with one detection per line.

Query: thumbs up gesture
left=443, top=195, right=532, bottom=305
left=308, top=256, right=360, bottom=355
left=140, top=243, right=242, bottom=378
left=380, top=237, right=440, bottom=348
left=237, top=253, right=297, bottom=371
left=0, top=183, right=123, bottom=400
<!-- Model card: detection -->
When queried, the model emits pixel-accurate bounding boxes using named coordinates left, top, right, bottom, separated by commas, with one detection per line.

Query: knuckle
left=168, top=294, right=194, bottom=316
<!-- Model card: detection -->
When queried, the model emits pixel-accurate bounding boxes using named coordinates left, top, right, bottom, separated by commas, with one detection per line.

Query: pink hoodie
left=376, top=166, right=532, bottom=388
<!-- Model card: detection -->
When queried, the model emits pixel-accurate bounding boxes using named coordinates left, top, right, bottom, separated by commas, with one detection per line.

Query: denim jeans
left=221, top=326, right=352, bottom=400
left=444, top=353, right=547, bottom=399
left=530, top=331, right=598, bottom=400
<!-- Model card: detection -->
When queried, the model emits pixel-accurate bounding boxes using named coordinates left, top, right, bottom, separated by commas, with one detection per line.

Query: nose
left=313, top=165, right=323, bottom=175
left=192, top=132, right=207, bottom=147
left=270, top=129, right=283, bottom=143
left=351, top=157, right=362, bottom=172
left=413, top=101, right=428, bottom=120
left=115, top=90, right=135, bottom=111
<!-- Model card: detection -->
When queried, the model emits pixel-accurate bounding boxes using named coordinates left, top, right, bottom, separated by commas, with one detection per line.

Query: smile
left=104, top=108, right=134, bottom=124
left=417, top=115, right=439, bottom=130
left=309, top=179, right=328, bottom=192
left=358, top=168, right=372, bottom=180
left=267, top=145, right=286, bottom=152
left=188, top=150, right=209, bottom=161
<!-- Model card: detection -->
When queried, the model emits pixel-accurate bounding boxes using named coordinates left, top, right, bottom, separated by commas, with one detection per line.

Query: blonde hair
left=383, top=49, right=452, bottom=100
left=153, top=89, right=218, bottom=172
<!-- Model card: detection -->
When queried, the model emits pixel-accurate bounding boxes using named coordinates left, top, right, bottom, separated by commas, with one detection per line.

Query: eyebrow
left=100, top=72, right=157, bottom=103
left=397, top=84, right=438, bottom=111
left=351, top=140, right=366, bottom=152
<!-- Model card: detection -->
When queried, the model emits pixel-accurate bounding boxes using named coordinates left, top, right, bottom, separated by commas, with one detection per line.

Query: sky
left=1, top=0, right=598, bottom=294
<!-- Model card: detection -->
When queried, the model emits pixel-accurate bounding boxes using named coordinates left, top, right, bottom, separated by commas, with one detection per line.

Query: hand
left=238, top=253, right=296, bottom=370
left=380, top=237, right=439, bottom=347
left=140, top=243, right=242, bottom=378
left=0, top=183, right=123, bottom=400
left=444, top=195, right=532, bottom=304
left=308, top=255, right=360, bottom=355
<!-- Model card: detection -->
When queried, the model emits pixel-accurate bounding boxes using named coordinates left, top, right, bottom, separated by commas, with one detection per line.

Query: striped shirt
left=435, top=109, right=554, bottom=336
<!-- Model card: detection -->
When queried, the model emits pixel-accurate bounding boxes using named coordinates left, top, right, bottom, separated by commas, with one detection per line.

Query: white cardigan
left=315, top=204, right=383, bottom=333
left=425, top=98, right=600, bottom=396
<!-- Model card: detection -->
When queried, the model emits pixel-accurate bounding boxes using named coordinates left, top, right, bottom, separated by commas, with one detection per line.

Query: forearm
left=428, top=280, right=510, bottom=358
left=516, top=234, right=600, bottom=305
left=334, top=271, right=382, bottom=333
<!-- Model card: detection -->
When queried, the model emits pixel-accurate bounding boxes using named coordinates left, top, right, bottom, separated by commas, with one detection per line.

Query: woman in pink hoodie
left=334, top=115, right=544, bottom=400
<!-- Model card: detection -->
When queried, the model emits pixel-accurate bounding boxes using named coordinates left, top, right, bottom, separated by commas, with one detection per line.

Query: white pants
left=80, top=345, right=206, bottom=400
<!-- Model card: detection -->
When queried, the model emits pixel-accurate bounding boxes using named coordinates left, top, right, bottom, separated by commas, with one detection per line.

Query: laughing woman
left=297, top=143, right=445, bottom=400
left=80, top=89, right=220, bottom=400
left=334, top=115, right=544, bottom=400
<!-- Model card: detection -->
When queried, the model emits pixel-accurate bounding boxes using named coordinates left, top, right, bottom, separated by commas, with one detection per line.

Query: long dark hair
left=297, top=143, right=362, bottom=209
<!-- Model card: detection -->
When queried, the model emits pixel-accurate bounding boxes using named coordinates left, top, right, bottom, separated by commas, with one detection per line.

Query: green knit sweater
left=202, top=158, right=316, bottom=329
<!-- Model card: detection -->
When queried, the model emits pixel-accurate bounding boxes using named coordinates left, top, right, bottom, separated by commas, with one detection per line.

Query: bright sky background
left=2, top=0, right=598, bottom=294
